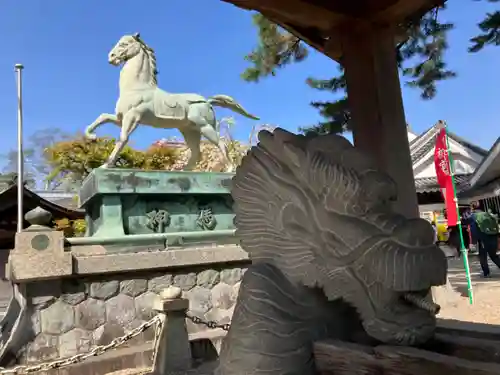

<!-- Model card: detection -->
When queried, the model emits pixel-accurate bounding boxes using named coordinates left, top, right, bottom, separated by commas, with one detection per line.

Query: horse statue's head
left=108, top=32, right=145, bottom=66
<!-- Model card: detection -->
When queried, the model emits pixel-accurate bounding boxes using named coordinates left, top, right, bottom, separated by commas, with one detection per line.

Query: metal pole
left=15, top=64, right=24, bottom=233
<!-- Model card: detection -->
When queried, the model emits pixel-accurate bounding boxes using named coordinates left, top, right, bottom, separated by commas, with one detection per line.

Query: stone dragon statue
left=216, top=129, right=448, bottom=375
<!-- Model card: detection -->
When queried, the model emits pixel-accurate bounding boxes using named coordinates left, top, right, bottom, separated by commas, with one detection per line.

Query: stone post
left=7, top=206, right=72, bottom=282
left=152, top=286, right=192, bottom=374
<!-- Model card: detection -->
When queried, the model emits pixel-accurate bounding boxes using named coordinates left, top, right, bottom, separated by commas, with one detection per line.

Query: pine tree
left=469, top=0, right=500, bottom=52
left=242, top=3, right=497, bottom=135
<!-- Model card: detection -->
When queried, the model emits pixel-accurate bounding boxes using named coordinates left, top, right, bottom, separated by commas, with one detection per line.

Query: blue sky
left=0, top=0, right=498, bottom=163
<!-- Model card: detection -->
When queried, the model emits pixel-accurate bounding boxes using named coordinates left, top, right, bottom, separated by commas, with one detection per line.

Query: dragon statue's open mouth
left=402, top=292, right=440, bottom=315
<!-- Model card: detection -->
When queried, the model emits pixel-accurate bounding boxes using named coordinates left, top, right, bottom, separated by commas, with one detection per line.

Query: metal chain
left=151, top=314, right=164, bottom=367
left=185, top=312, right=231, bottom=332
left=0, top=311, right=229, bottom=374
left=0, top=315, right=162, bottom=375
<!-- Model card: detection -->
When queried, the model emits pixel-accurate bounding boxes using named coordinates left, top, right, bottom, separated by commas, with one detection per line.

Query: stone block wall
left=19, top=262, right=248, bottom=364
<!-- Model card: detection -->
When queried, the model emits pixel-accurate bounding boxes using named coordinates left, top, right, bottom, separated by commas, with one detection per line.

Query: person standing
left=447, top=209, right=470, bottom=258
left=464, top=206, right=480, bottom=251
left=466, top=202, right=500, bottom=278
left=431, top=222, right=438, bottom=246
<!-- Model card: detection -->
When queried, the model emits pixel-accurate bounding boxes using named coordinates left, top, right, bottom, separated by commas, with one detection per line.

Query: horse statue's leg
left=186, top=104, right=234, bottom=172
left=84, top=113, right=121, bottom=140
left=179, top=128, right=202, bottom=171
left=200, top=125, right=234, bottom=172
left=102, top=111, right=140, bottom=168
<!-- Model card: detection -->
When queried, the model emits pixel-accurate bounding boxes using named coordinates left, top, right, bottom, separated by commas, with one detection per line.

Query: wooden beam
left=273, top=22, right=344, bottom=61
left=225, top=0, right=405, bottom=18
left=286, top=0, right=371, bottom=17
left=221, top=0, right=341, bottom=29
left=437, top=318, right=500, bottom=341
left=314, top=340, right=377, bottom=375
left=428, top=333, right=500, bottom=364
left=262, top=16, right=332, bottom=59
left=374, top=345, right=500, bottom=375
left=299, top=0, right=401, bottom=17
left=221, top=0, right=444, bottom=63
left=372, top=0, right=445, bottom=24
left=314, top=339, right=500, bottom=375
left=220, top=1, right=340, bottom=61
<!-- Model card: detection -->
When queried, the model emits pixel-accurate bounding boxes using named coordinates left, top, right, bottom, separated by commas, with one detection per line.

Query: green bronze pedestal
left=78, top=169, right=236, bottom=251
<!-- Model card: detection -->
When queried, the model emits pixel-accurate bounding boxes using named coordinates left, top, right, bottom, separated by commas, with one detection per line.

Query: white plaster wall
left=407, top=131, right=418, bottom=143
left=414, top=156, right=477, bottom=179
left=413, top=138, right=483, bottom=179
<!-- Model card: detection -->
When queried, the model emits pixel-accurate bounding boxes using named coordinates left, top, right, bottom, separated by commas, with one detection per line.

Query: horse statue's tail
left=208, top=95, right=260, bottom=120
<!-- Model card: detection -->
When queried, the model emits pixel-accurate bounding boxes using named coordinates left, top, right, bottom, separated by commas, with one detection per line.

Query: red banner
left=434, top=128, right=458, bottom=226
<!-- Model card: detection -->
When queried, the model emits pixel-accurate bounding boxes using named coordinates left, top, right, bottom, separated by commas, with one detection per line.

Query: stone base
left=79, top=169, right=235, bottom=241
left=19, top=262, right=247, bottom=364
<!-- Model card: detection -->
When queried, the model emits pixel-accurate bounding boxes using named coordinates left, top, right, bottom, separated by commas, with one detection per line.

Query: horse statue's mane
left=135, top=34, right=158, bottom=86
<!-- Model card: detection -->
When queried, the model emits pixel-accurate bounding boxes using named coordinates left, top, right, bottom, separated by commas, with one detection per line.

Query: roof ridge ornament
left=436, top=120, right=447, bottom=129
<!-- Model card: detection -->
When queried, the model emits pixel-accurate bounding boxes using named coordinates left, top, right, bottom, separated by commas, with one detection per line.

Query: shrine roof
left=468, top=137, right=500, bottom=189
left=460, top=137, right=500, bottom=199
left=415, top=174, right=472, bottom=194
left=459, top=177, right=500, bottom=200
left=0, top=184, right=84, bottom=220
left=221, top=0, right=443, bottom=60
left=409, top=123, right=488, bottom=165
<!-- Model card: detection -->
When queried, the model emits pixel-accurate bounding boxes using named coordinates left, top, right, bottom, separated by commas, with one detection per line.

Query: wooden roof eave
left=266, top=17, right=330, bottom=58
left=222, top=0, right=343, bottom=60
left=223, top=0, right=342, bottom=29
left=222, top=0, right=445, bottom=62
left=459, top=177, right=500, bottom=200
left=0, top=184, right=84, bottom=220
left=24, top=188, right=85, bottom=219
left=469, top=137, right=500, bottom=188
left=223, top=0, right=444, bottom=22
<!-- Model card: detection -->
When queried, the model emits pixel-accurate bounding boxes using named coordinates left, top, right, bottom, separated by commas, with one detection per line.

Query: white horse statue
left=84, top=33, right=259, bottom=171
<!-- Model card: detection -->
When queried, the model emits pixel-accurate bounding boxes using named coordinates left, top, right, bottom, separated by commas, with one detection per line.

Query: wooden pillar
left=339, top=24, right=419, bottom=218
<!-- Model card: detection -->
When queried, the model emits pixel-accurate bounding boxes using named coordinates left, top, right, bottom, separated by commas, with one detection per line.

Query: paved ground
left=435, top=245, right=500, bottom=325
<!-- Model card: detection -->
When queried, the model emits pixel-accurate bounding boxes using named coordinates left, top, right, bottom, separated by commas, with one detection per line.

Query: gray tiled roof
left=0, top=184, right=84, bottom=219
left=414, top=174, right=472, bottom=193
left=410, top=125, right=488, bottom=164
left=50, top=197, right=80, bottom=210
left=459, top=177, right=500, bottom=198
left=412, top=142, right=434, bottom=164
left=409, top=125, right=435, bottom=163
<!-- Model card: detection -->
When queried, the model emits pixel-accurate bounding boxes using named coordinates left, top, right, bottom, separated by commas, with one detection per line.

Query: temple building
left=0, top=176, right=84, bottom=314
left=408, top=122, right=500, bottom=218
left=459, top=137, right=500, bottom=209
left=0, top=176, right=83, bottom=250
left=152, top=123, right=500, bottom=218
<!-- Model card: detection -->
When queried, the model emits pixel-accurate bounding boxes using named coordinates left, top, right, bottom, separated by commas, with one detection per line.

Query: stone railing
left=0, top=286, right=201, bottom=374
left=2, top=207, right=249, bottom=367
